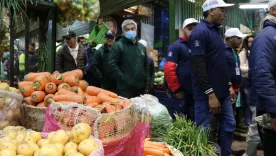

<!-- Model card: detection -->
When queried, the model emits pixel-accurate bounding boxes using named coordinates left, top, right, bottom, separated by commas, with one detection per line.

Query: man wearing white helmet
left=249, top=0, right=276, bottom=155
left=189, top=0, right=235, bottom=155
left=164, top=18, right=198, bottom=121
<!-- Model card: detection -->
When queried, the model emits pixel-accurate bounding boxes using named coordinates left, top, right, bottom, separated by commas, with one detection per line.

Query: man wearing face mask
left=91, top=31, right=116, bottom=92
left=189, top=0, right=235, bottom=155
left=108, top=19, right=149, bottom=98
left=164, top=18, right=198, bottom=121
left=56, top=31, right=87, bottom=73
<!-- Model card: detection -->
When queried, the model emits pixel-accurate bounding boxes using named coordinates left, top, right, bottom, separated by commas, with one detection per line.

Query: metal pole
left=169, top=0, right=176, bottom=44
left=25, top=12, right=30, bottom=75
left=9, top=10, right=15, bottom=86
left=46, top=8, right=56, bottom=73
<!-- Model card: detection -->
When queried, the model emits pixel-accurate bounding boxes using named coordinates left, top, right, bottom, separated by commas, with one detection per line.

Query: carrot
left=24, top=97, right=37, bottom=106
left=97, top=92, right=119, bottom=103
left=24, top=72, right=51, bottom=81
left=64, top=74, right=79, bottom=86
left=53, top=94, right=84, bottom=103
left=86, top=86, right=101, bottom=96
left=18, top=81, right=33, bottom=90
left=37, top=102, right=46, bottom=107
left=31, top=91, right=47, bottom=103
left=86, top=95, right=99, bottom=104
left=20, top=84, right=35, bottom=97
left=58, top=89, right=76, bottom=95
left=33, top=75, right=50, bottom=91
left=45, top=82, right=57, bottom=94
left=58, top=83, right=70, bottom=91
left=44, top=94, right=54, bottom=106
left=144, top=148, right=164, bottom=156
left=143, top=145, right=170, bottom=153
left=85, top=102, right=99, bottom=107
left=79, top=80, right=88, bottom=91
left=145, top=141, right=166, bottom=148
left=99, top=89, right=118, bottom=98
left=52, top=71, right=64, bottom=85
left=77, top=87, right=85, bottom=99
left=119, top=99, right=131, bottom=108
left=105, top=105, right=115, bottom=113
left=71, top=69, right=83, bottom=79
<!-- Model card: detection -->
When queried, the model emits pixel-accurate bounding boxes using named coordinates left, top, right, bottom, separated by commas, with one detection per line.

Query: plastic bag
left=132, top=94, right=172, bottom=131
left=0, top=90, right=23, bottom=130
left=43, top=102, right=100, bottom=132
left=104, top=123, right=150, bottom=156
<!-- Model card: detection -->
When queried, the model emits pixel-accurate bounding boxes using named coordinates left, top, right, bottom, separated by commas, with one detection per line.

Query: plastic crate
left=87, top=23, right=109, bottom=45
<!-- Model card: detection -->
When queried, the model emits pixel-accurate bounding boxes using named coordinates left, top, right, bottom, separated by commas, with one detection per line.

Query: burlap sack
left=20, top=103, right=46, bottom=131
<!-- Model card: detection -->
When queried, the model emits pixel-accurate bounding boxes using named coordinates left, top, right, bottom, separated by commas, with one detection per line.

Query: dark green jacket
left=91, top=44, right=116, bottom=91
left=108, top=37, right=149, bottom=90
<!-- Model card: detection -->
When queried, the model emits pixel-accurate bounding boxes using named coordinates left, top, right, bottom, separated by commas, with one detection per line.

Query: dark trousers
left=84, top=72, right=101, bottom=87
left=116, top=88, right=145, bottom=99
left=241, top=77, right=251, bottom=126
left=167, top=90, right=194, bottom=121
left=257, top=111, right=276, bottom=156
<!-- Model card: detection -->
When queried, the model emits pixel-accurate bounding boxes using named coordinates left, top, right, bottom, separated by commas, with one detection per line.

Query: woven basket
left=20, top=103, right=46, bottom=132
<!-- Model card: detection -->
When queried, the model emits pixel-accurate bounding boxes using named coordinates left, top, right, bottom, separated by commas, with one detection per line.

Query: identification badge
left=236, top=68, right=240, bottom=75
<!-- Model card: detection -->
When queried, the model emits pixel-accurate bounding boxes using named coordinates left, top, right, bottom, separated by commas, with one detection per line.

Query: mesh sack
left=0, top=90, right=23, bottom=130
left=20, top=103, right=46, bottom=131
left=93, top=103, right=136, bottom=144
left=103, top=123, right=150, bottom=156
left=44, top=102, right=101, bottom=133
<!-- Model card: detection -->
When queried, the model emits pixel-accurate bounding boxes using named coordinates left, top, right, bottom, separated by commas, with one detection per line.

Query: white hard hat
left=225, top=28, right=247, bottom=38
left=269, top=0, right=276, bottom=10
left=139, top=39, right=148, bottom=48
left=182, top=18, right=199, bottom=28
left=202, top=0, right=234, bottom=12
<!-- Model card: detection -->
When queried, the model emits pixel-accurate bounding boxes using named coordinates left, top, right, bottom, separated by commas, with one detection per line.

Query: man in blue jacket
left=164, top=18, right=198, bottom=121
left=249, top=0, right=276, bottom=154
left=189, top=0, right=235, bottom=155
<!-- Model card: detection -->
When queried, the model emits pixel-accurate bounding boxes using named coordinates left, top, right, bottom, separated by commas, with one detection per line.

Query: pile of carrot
left=18, top=70, right=131, bottom=113
left=144, top=138, right=172, bottom=156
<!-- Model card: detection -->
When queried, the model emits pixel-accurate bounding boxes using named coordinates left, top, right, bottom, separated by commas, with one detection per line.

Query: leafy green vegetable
left=155, top=115, right=216, bottom=156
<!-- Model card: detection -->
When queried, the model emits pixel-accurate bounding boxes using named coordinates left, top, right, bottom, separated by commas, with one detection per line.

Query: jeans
left=241, top=77, right=251, bottom=126
left=195, top=96, right=236, bottom=156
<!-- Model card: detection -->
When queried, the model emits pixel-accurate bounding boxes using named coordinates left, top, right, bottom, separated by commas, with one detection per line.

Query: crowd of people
left=2, top=0, right=276, bottom=155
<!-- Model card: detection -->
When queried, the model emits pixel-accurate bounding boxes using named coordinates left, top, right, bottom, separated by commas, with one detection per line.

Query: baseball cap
left=182, top=18, right=199, bottom=28
left=202, top=0, right=234, bottom=12
left=62, top=31, right=77, bottom=39
left=225, top=28, right=247, bottom=38
left=139, top=39, right=148, bottom=48
left=269, top=0, right=276, bottom=10
left=105, top=30, right=115, bottom=38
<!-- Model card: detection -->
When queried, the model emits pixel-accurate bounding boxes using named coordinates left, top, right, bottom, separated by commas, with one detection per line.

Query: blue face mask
left=125, top=31, right=137, bottom=40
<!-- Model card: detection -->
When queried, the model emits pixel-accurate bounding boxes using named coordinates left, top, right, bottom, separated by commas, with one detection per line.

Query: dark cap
left=62, top=31, right=77, bottom=39
left=105, top=30, right=115, bottom=38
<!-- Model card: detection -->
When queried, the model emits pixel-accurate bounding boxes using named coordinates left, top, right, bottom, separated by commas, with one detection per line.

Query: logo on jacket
left=274, top=36, right=276, bottom=40
left=141, top=50, right=145, bottom=55
left=194, top=40, right=200, bottom=47
left=168, top=52, right=173, bottom=57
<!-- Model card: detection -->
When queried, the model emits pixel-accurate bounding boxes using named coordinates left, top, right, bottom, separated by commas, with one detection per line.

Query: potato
left=64, top=142, right=78, bottom=153
left=24, top=135, right=36, bottom=144
left=6, top=109, right=14, bottom=121
left=70, top=123, right=91, bottom=144
left=65, top=149, right=83, bottom=156
left=5, top=97, right=13, bottom=106
left=28, top=143, right=39, bottom=153
left=78, top=138, right=98, bottom=156
left=49, top=130, right=69, bottom=145
left=17, top=143, right=35, bottom=156
left=0, top=149, right=16, bottom=156
left=38, top=144, right=62, bottom=156
left=54, top=143, right=65, bottom=155
left=37, top=139, right=50, bottom=148
left=0, top=142, right=17, bottom=151
left=28, top=131, right=42, bottom=143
